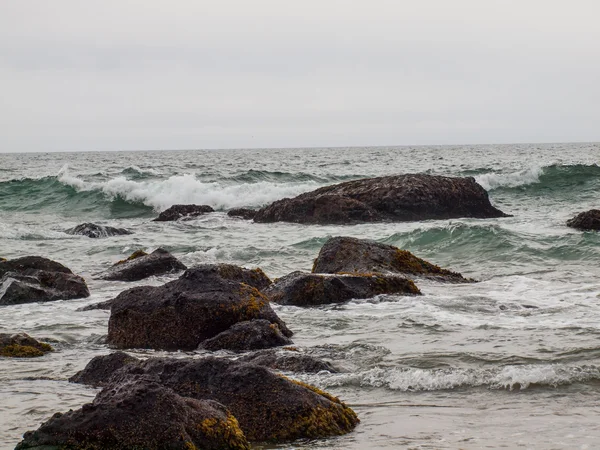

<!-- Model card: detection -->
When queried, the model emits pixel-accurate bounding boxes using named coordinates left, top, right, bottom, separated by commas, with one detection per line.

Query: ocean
left=1, top=143, right=600, bottom=449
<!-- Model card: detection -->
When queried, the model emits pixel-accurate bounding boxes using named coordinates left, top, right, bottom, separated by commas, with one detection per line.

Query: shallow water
left=1, top=143, right=600, bottom=449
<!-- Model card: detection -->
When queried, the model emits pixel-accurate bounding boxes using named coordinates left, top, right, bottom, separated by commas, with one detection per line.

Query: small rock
left=567, top=209, right=600, bottom=231
left=65, top=223, right=133, bottom=238
left=100, top=248, right=186, bottom=282
left=227, top=208, right=257, bottom=220
left=238, top=348, right=338, bottom=373
left=153, top=204, right=215, bottom=221
left=76, top=299, right=114, bottom=311
left=265, top=271, right=421, bottom=306
left=199, top=319, right=293, bottom=352
left=69, top=351, right=140, bottom=386
left=0, top=333, right=53, bottom=357
left=0, top=269, right=90, bottom=305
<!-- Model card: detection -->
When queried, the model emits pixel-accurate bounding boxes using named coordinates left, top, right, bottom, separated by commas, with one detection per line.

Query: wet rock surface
left=65, top=222, right=133, bottom=238
left=0, top=256, right=90, bottom=305
left=71, top=355, right=359, bottom=442
left=227, top=208, right=257, bottom=220
left=0, top=333, right=53, bottom=357
left=100, top=248, right=186, bottom=282
left=265, top=271, right=421, bottom=306
left=567, top=209, right=600, bottom=231
left=237, top=348, right=338, bottom=373
left=312, top=236, right=471, bottom=282
left=153, top=204, right=215, bottom=221
left=17, top=377, right=250, bottom=450
left=107, top=265, right=291, bottom=350
left=254, top=173, right=508, bottom=224
left=199, top=319, right=293, bottom=352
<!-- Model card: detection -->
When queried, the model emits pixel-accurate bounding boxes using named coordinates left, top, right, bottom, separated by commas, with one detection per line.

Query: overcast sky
left=1, top=0, right=599, bottom=152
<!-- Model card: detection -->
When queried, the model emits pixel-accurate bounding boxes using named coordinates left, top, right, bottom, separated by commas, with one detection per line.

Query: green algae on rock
left=0, top=333, right=53, bottom=358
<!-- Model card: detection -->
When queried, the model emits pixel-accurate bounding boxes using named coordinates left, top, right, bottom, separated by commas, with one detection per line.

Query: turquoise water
left=1, top=143, right=600, bottom=449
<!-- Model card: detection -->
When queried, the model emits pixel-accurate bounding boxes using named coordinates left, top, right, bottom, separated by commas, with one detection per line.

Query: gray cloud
left=1, top=0, right=599, bottom=152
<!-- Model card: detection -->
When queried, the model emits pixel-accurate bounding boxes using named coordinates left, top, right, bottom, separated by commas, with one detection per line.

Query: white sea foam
left=475, top=165, right=544, bottom=191
left=57, top=167, right=320, bottom=210
left=125, top=165, right=162, bottom=176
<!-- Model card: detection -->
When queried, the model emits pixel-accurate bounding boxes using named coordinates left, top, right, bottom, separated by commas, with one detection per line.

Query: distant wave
left=475, top=164, right=600, bottom=191
left=120, top=165, right=163, bottom=179
left=304, top=363, right=600, bottom=392
left=224, top=169, right=367, bottom=184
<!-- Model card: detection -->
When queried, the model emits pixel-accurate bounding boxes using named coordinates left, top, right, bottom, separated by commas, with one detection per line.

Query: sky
left=1, top=0, right=599, bottom=152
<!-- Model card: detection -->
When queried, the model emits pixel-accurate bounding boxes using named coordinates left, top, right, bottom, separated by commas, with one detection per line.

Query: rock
left=198, top=263, right=272, bottom=290
left=254, top=173, right=508, bottom=224
left=65, top=222, right=133, bottom=238
left=153, top=204, right=215, bottom=221
left=0, top=256, right=72, bottom=278
left=199, top=319, right=293, bottom=352
left=566, top=209, right=600, bottom=231
left=0, top=269, right=90, bottom=306
left=100, top=248, right=186, bottom=281
left=237, top=348, right=338, bottom=373
left=265, top=271, right=421, bottom=306
left=107, top=266, right=291, bottom=350
left=312, top=236, right=471, bottom=282
left=0, top=333, right=53, bottom=357
left=17, top=377, right=250, bottom=450
left=73, top=355, right=359, bottom=442
left=69, top=351, right=139, bottom=386
left=227, top=208, right=257, bottom=220
left=76, top=299, right=114, bottom=311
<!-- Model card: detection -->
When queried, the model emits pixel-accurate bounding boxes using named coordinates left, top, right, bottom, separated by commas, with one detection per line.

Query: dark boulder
left=17, top=377, right=250, bottom=450
left=65, top=222, right=133, bottom=238
left=198, top=263, right=272, bottom=290
left=69, top=351, right=139, bottom=386
left=567, top=209, right=600, bottom=231
left=153, top=204, right=215, bottom=221
left=312, top=236, right=471, bottom=282
left=0, top=332, right=53, bottom=357
left=254, top=173, right=508, bottom=224
left=100, top=248, right=186, bottom=281
left=73, top=355, right=359, bottom=442
left=199, top=319, right=293, bottom=352
left=0, top=256, right=72, bottom=278
left=0, top=269, right=90, bottom=305
left=237, top=348, right=338, bottom=373
left=227, top=208, right=257, bottom=220
left=107, top=266, right=291, bottom=350
left=265, top=271, right=421, bottom=306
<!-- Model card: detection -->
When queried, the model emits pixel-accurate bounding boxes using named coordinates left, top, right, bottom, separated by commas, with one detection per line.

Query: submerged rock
left=0, top=256, right=90, bottom=305
left=312, top=236, right=471, bottom=283
left=153, top=204, right=215, bottom=221
left=254, top=173, right=508, bottom=224
left=100, top=248, right=186, bottom=282
left=17, top=378, right=250, bottom=450
left=199, top=319, right=293, bottom=352
left=566, top=209, right=600, bottom=231
left=0, top=333, right=53, bottom=357
left=72, top=355, right=359, bottom=442
left=65, top=222, right=133, bottom=238
left=107, top=265, right=291, bottom=350
left=265, top=271, right=421, bottom=306
left=237, top=348, right=338, bottom=373
left=227, top=208, right=257, bottom=220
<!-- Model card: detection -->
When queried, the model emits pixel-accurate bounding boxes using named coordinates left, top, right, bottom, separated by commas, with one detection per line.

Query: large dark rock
left=0, top=256, right=72, bottom=278
left=17, top=377, right=250, bottom=450
left=100, top=248, right=186, bottom=281
left=72, top=355, right=359, bottom=442
left=237, top=348, right=338, bottom=373
left=312, top=236, right=471, bottom=282
left=227, top=208, right=257, bottom=220
left=153, top=204, right=215, bottom=221
left=254, top=173, right=508, bottom=224
left=107, top=266, right=291, bottom=350
left=0, top=268, right=90, bottom=306
left=65, top=222, right=133, bottom=238
left=197, top=263, right=272, bottom=290
left=69, top=351, right=139, bottom=386
left=199, top=319, right=293, bottom=352
left=265, top=271, right=421, bottom=306
left=0, top=333, right=53, bottom=357
left=567, top=209, right=600, bottom=231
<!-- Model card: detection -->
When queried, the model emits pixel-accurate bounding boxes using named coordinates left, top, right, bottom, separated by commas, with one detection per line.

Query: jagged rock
left=265, top=271, right=421, bottom=306
left=237, top=348, right=338, bottom=373
left=254, top=173, right=508, bottom=224
left=0, top=333, right=53, bottom=357
left=107, top=266, right=291, bottom=350
left=17, top=377, right=249, bottom=450
left=199, top=319, right=293, bottom=352
left=227, top=208, right=257, bottom=220
left=0, top=270, right=90, bottom=305
left=100, top=248, right=186, bottom=282
left=72, top=355, right=359, bottom=442
left=65, top=222, right=133, bottom=238
left=153, top=204, right=215, bottom=221
left=567, top=209, right=600, bottom=231
left=312, top=236, right=471, bottom=282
